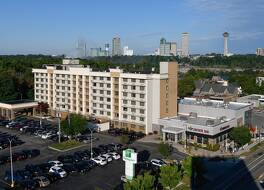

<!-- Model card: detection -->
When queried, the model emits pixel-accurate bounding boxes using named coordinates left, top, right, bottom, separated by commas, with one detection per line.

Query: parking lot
left=0, top=119, right=187, bottom=190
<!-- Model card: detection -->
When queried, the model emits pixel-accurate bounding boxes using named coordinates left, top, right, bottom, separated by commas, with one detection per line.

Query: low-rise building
left=160, top=98, right=253, bottom=145
left=237, top=94, right=264, bottom=108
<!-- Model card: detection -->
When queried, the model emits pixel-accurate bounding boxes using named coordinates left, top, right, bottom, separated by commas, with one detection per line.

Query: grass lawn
left=49, top=140, right=82, bottom=151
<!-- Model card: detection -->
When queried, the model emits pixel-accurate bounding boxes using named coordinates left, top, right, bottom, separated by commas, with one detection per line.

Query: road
left=202, top=146, right=264, bottom=190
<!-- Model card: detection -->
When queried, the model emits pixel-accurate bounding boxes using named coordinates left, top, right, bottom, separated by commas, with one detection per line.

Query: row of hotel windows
left=92, top=103, right=111, bottom=109
left=123, top=85, right=145, bottom=91
left=123, top=107, right=145, bottom=114
left=92, top=109, right=111, bottom=116
left=123, top=100, right=145, bottom=106
left=123, top=114, right=145, bottom=122
left=123, top=92, right=145, bottom=99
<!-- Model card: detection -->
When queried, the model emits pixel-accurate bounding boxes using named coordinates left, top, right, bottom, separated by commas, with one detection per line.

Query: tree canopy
left=61, top=113, right=87, bottom=136
left=229, top=127, right=251, bottom=147
left=159, top=165, right=181, bottom=190
left=123, top=172, right=155, bottom=190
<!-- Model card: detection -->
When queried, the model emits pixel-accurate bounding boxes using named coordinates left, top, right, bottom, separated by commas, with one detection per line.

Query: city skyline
left=0, top=0, right=263, bottom=55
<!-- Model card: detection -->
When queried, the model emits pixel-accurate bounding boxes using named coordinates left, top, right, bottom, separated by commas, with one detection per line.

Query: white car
left=92, top=156, right=107, bottom=166
left=150, top=159, right=167, bottom=167
left=48, top=160, right=63, bottom=167
left=41, top=132, right=53, bottom=139
left=101, top=154, right=113, bottom=162
left=109, top=152, right=121, bottom=160
left=49, top=166, right=67, bottom=178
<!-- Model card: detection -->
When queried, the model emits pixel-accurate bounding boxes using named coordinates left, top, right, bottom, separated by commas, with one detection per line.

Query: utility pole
left=8, top=138, right=14, bottom=188
left=88, top=127, right=93, bottom=159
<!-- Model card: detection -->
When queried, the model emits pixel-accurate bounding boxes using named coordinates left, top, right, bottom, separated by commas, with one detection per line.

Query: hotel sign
left=220, top=125, right=230, bottom=131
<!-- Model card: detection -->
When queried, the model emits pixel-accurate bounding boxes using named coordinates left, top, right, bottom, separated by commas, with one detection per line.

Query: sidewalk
left=138, top=135, right=264, bottom=157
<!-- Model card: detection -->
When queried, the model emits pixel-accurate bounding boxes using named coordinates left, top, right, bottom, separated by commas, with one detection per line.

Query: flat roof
left=238, top=94, right=264, bottom=101
left=1, top=99, right=36, bottom=105
left=162, top=114, right=226, bottom=128
left=180, top=98, right=251, bottom=110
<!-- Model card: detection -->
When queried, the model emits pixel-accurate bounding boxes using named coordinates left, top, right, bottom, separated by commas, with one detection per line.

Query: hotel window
left=107, top=91, right=111, bottom=95
left=100, top=97, right=103, bottom=101
left=131, top=79, right=136, bottom=82
left=123, top=100, right=127, bottom=104
left=93, top=89, right=96, bottom=93
left=140, top=86, right=145, bottom=91
left=131, top=116, right=136, bottom=120
left=123, top=114, right=127, bottom=119
left=93, top=83, right=96, bottom=87
left=107, top=84, right=111, bottom=88
left=131, top=93, right=136, bottom=98
left=140, top=102, right=145, bottom=106
left=115, top=91, right=119, bottom=96
left=123, top=85, right=128, bottom=89
left=140, top=79, right=144, bottom=83
left=107, top=98, right=111, bottom=102
left=115, top=99, right=118, bottom=103
left=131, top=86, right=136, bottom=90
left=131, top=101, right=136, bottom=105
left=107, top=105, right=111, bottom=109
left=100, top=111, right=104, bottom=115
left=166, top=86, right=169, bottom=90
left=140, top=94, right=145, bottom=98
left=93, top=76, right=97, bottom=80
left=93, top=110, right=97, bottom=114
left=131, top=108, right=136, bottom=113
left=123, top=107, right=128, bottom=111
left=114, top=78, right=119, bottom=82
left=107, top=77, right=110, bottom=81
left=140, top=109, right=144, bottom=114
left=140, top=117, right=144, bottom=121
left=123, top=92, right=128, bottom=97
left=100, top=83, right=103, bottom=87
left=123, top=78, right=128, bottom=82
left=100, top=104, right=103, bottom=108
left=93, top=103, right=96, bottom=107
left=100, top=90, right=103, bottom=94
left=93, top=96, right=96, bottom=100
left=107, top=112, right=111, bottom=116
left=100, top=77, right=104, bottom=80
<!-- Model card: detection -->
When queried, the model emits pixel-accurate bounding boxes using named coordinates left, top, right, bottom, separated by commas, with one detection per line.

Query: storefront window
left=197, top=136, right=202, bottom=144
left=203, top=137, right=208, bottom=144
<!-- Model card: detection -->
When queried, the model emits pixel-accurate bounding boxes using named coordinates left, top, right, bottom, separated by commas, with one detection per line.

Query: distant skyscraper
left=256, top=48, right=264, bottom=56
left=112, top=37, right=121, bottom=56
left=170, top=42, right=177, bottom=56
left=181, top=32, right=189, bottom=57
left=223, top=32, right=229, bottom=56
left=159, top=38, right=171, bottom=56
left=123, top=46, right=134, bottom=56
left=105, top=44, right=110, bottom=56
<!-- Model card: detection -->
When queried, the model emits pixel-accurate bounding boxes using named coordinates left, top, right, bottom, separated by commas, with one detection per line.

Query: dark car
left=22, top=149, right=40, bottom=158
left=43, top=173, right=59, bottom=184
left=58, top=155, right=75, bottom=164
left=25, top=165, right=42, bottom=176
left=37, top=163, right=52, bottom=173
left=74, top=161, right=91, bottom=174
left=62, top=164, right=78, bottom=174
left=18, top=180, right=38, bottom=190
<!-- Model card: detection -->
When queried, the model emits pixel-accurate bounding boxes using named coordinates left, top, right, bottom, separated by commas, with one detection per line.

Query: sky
left=0, top=0, right=263, bottom=55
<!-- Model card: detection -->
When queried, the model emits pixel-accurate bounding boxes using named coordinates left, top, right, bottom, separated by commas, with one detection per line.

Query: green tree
left=119, top=135, right=130, bottom=145
left=159, top=165, right=181, bottom=190
left=124, top=172, right=155, bottom=190
left=229, top=127, right=251, bottom=147
left=61, top=113, right=87, bottom=136
left=158, top=142, right=172, bottom=158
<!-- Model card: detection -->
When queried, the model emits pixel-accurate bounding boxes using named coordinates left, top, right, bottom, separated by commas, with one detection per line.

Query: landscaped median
left=48, top=140, right=85, bottom=152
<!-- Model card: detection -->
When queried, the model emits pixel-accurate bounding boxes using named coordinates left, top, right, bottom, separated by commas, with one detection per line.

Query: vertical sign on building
left=122, top=149, right=137, bottom=180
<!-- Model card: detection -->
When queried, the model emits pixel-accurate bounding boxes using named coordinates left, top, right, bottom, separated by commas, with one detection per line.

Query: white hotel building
left=32, top=59, right=178, bottom=134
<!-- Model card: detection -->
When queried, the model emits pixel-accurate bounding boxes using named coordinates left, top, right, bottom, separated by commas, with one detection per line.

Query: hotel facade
left=32, top=60, right=178, bottom=134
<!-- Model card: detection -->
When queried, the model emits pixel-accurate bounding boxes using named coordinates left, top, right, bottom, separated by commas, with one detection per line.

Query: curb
left=48, top=144, right=86, bottom=152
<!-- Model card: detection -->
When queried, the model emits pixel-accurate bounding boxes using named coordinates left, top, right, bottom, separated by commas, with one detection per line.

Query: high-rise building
left=123, top=46, right=134, bottom=56
left=90, top=47, right=108, bottom=57
left=223, top=32, right=229, bottom=56
left=170, top=42, right=177, bottom=56
left=105, top=44, right=110, bottom=56
left=181, top=32, right=189, bottom=57
left=112, top=37, right=121, bottom=56
left=159, top=38, right=176, bottom=56
left=256, top=48, right=264, bottom=56
left=32, top=60, right=178, bottom=134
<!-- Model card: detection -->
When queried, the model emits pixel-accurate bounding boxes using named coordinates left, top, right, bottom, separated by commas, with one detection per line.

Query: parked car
left=48, top=160, right=63, bottom=167
left=92, top=156, right=107, bottom=166
left=49, top=166, right=67, bottom=178
left=150, top=159, right=167, bottom=167
left=34, top=176, right=50, bottom=187
left=101, top=153, right=113, bottom=162
left=109, top=152, right=121, bottom=160
left=18, top=180, right=38, bottom=190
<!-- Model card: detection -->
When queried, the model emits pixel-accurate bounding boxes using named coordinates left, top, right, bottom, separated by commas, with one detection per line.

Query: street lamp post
left=8, top=138, right=14, bottom=188
left=56, top=108, right=61, bottom=143
left=87, top=127, right=93, bottom=159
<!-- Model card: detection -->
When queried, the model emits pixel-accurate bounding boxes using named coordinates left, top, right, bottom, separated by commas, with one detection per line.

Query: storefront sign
left=220, top=125, right=230, bottom=131
left=123, top=149, right=137, bottom=180
left=187, top=126, right=209, bottom=134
